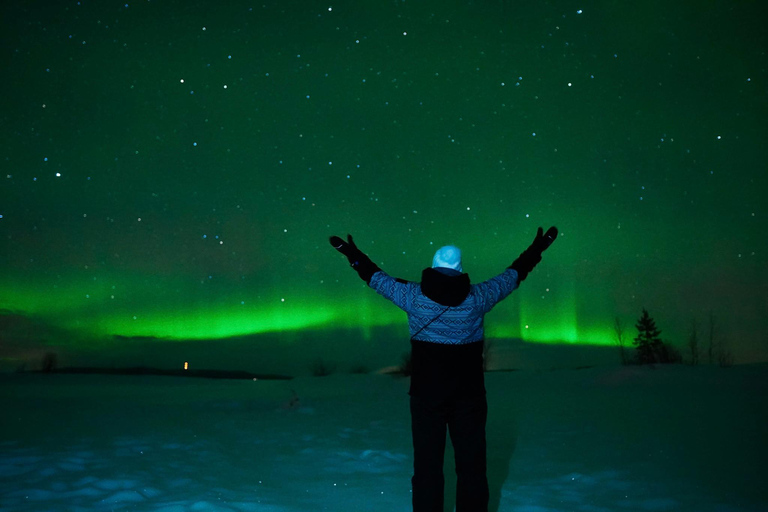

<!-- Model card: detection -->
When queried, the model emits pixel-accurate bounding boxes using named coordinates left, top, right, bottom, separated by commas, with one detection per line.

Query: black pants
left=410, top=394, right=489, bottom=512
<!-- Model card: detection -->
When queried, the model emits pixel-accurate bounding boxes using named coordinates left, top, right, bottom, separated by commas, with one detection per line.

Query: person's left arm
left=368, top=271, right=419, bottom=313
left=474, top=225, right=558, bottom=313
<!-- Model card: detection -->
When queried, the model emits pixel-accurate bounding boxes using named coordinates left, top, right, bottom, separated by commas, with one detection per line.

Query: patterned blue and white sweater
left=369, top=267, right=519, bottom=344
left=368, top=266, right=519, bottom=399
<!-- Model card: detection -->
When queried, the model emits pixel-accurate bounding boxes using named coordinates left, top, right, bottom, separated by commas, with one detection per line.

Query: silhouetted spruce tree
left=634, top=309, right=663, bottom=364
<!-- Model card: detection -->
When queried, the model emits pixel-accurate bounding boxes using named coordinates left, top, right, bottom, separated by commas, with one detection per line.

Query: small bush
left=311, top=359, right=335, bottom=377
left=42, top=352, right=58, bottom=373
left=662, top=343, right=683, bottom=364
left=717, top=343, right=735, bottom=367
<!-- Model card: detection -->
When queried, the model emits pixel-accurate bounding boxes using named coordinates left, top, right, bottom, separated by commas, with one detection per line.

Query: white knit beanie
left=432, top=245, right=463, bottom=272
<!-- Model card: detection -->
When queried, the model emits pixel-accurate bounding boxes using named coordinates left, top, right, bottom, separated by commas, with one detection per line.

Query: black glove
left=329, top=234, right=381, bottom=284
left=510, top=226, right=558, bottom=282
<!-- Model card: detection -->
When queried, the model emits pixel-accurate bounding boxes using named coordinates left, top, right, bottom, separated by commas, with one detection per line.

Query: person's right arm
left=329, top=234, right=417, bottom=312
left=329, top=234, right=380, bottom=284
left=368, top=271, right=419, bottom=313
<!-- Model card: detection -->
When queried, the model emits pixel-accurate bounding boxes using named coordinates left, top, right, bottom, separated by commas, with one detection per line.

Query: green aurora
left=1, top=0, right=766, bottom=369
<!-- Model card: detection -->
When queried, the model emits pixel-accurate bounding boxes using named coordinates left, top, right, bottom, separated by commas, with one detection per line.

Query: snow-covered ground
left=1, top=363, right=766, bottom=512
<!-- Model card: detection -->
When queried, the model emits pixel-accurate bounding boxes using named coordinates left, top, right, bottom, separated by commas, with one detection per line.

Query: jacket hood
left=421, top=267, right=471, bottom=307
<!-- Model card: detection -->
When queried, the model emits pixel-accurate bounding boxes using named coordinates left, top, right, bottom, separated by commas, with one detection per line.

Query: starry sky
left=1, top=0, right=766, bottom=371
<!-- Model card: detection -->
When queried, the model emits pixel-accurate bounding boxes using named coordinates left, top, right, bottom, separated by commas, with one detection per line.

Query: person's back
left=330, top=227, right=557, bottom=512
left=369, top=259, right=519, bottom=401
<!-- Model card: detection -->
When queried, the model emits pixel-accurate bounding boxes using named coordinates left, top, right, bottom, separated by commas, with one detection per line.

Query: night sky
left=1, top=0, right=766, bottom=370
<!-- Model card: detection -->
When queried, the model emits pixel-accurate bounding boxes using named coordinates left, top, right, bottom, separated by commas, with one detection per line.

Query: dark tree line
left=615, top=309, right=734, bottom=367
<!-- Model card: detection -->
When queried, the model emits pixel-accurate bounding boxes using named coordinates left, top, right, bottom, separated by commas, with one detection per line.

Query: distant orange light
left=184, top=362, right=189, bottom=370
